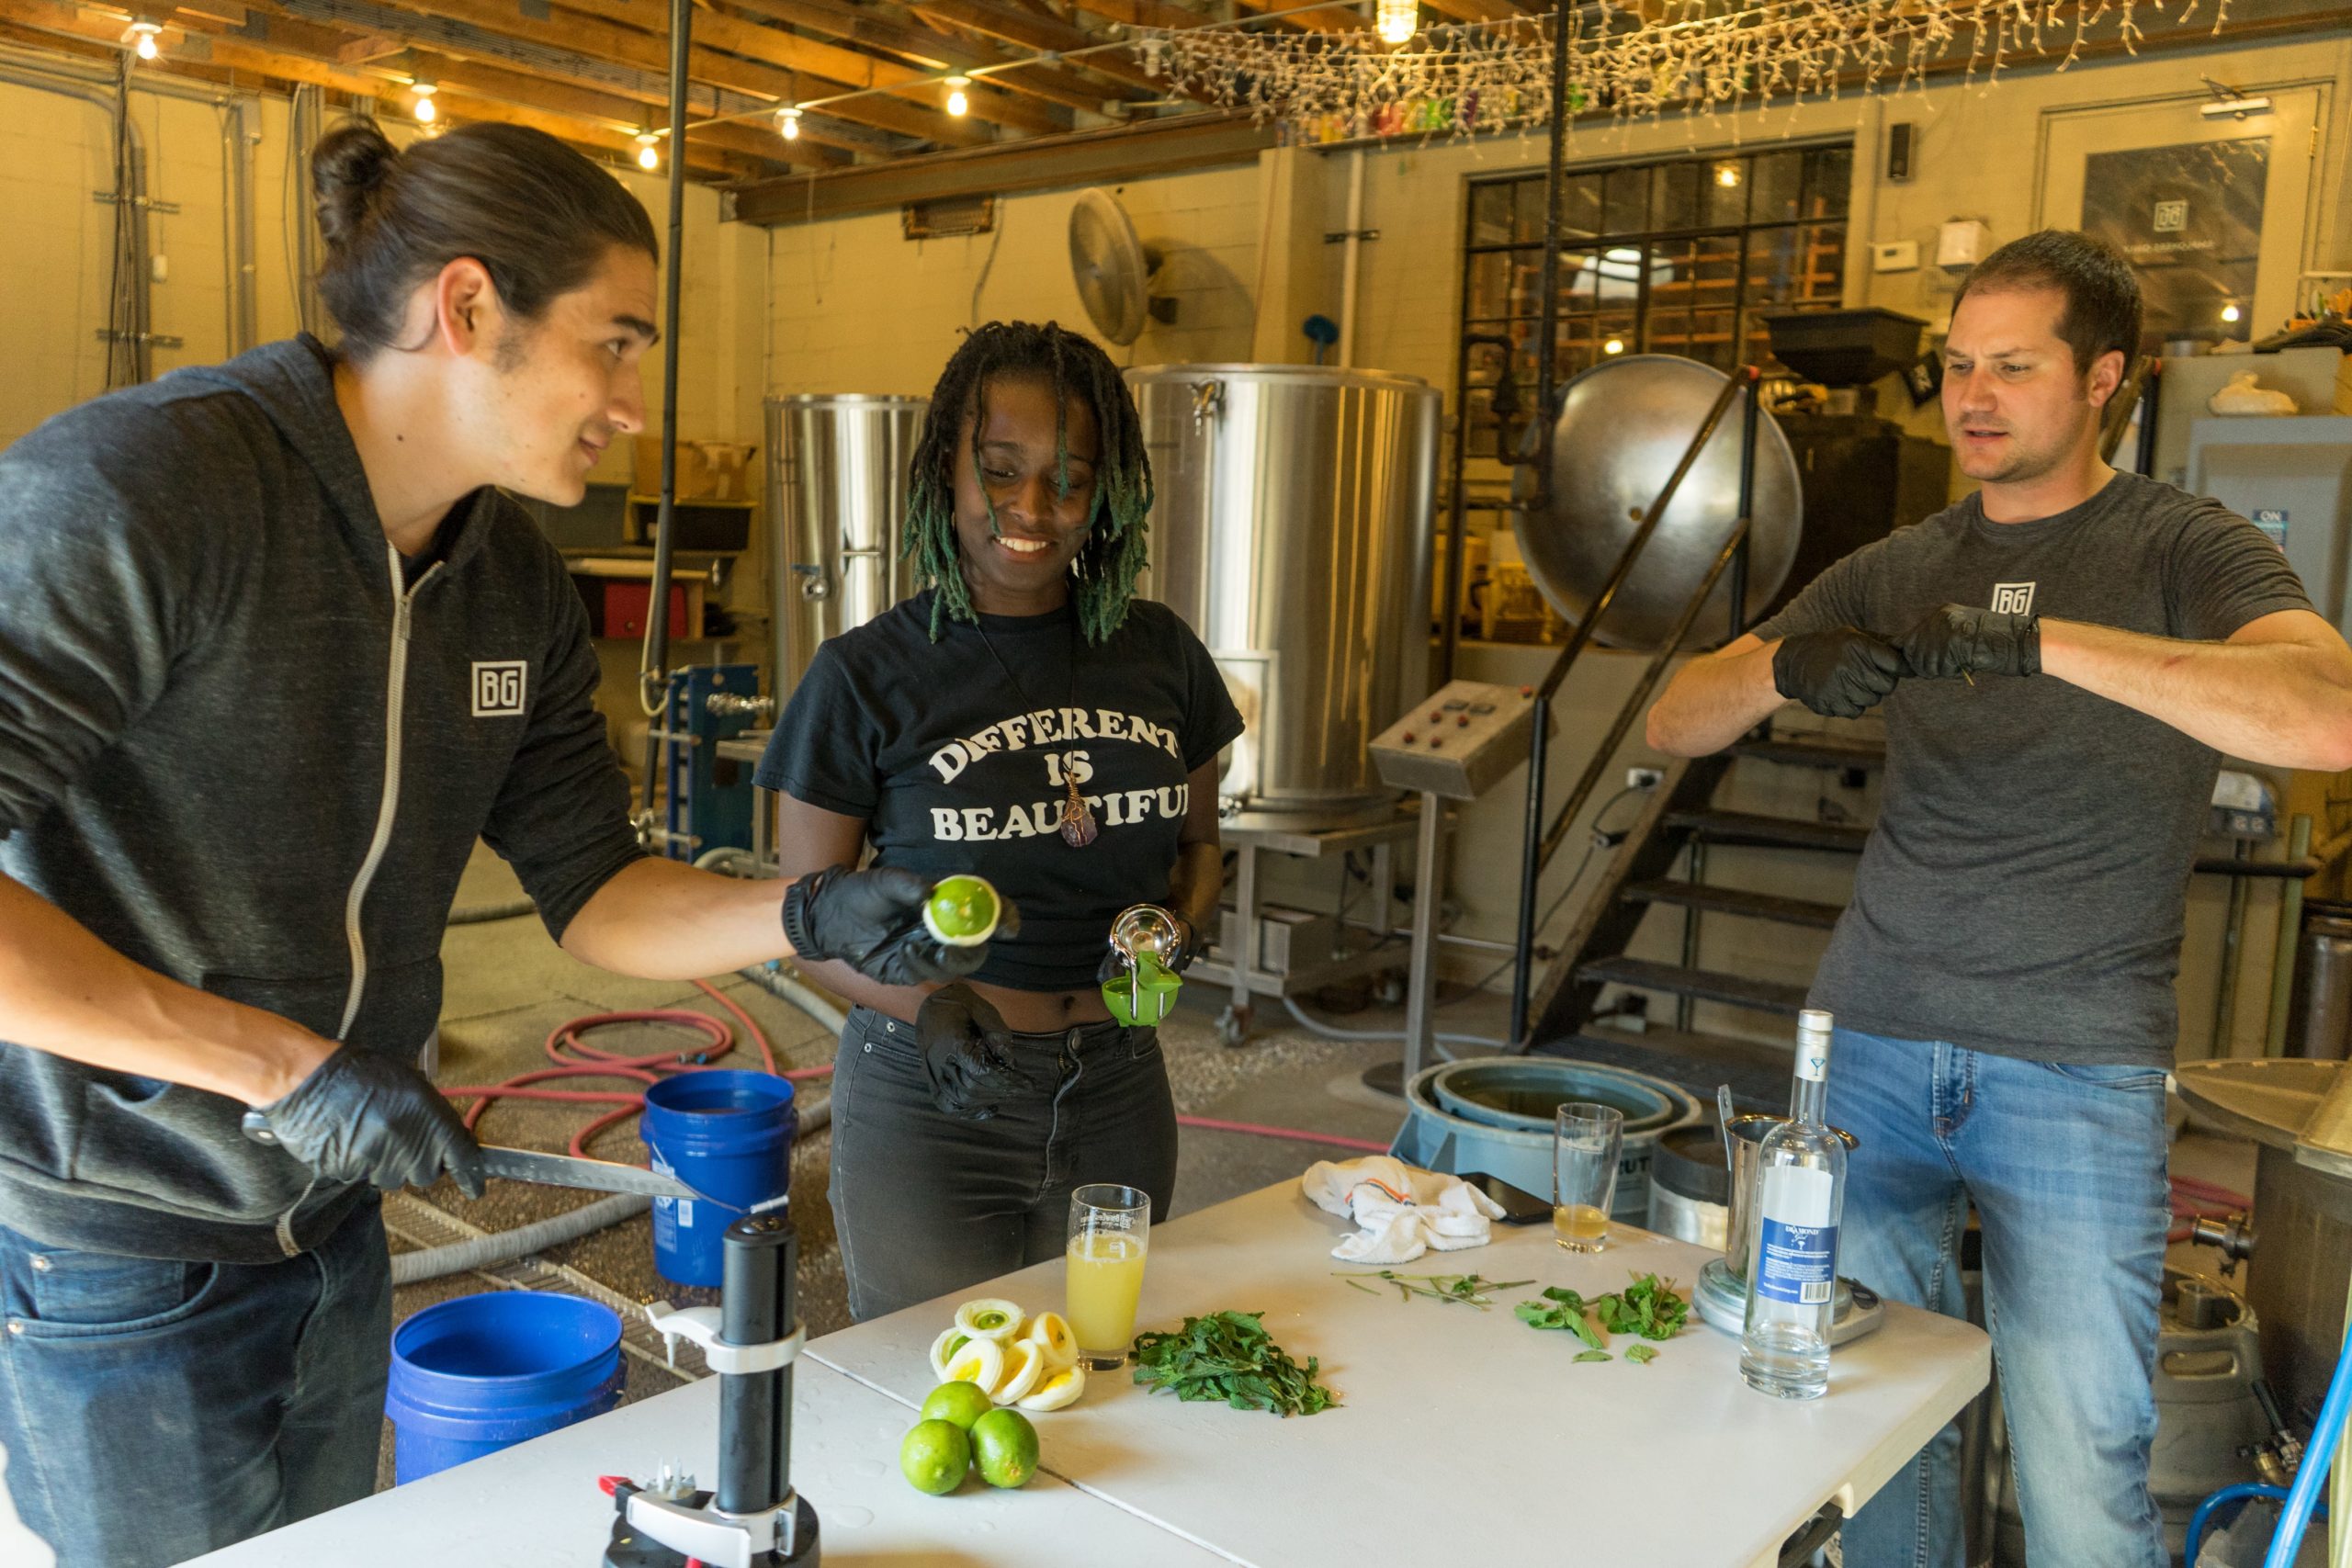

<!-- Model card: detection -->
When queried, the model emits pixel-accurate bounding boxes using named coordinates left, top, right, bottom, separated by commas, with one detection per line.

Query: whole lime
left=920, top=1379, right=996, bottom=1433
left=899, top=1418, right=970, bottom=1495
left=969, top=1407, right=1040, bottom=1490
left=923, top=875, right=1001, bottom=946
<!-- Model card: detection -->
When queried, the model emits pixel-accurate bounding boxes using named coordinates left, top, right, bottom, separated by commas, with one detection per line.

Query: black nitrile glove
left=1772, top=626, right=1906, bottom=718
left=1899, top=604, right=2041, bottom=681
left=256, top=1044, right=486, bottom=1197
left=782, top=865, right=1017, bottom=987
left=915, top=983, right=1035, bottom=1120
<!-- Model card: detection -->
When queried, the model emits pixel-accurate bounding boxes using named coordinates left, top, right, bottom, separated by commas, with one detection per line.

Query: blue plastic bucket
left=384, top=1292, right=623, bottom=1483
left=641, top=1068, right=797, bottom=1287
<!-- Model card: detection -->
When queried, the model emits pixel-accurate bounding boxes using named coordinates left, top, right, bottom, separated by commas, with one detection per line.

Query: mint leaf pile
left=1130, top=1310, right=1340, bottom=1416
left=1514, top=1272, right=1689, bottom=1363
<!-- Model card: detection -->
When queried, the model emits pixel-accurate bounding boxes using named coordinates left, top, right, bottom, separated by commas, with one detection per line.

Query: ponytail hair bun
left=311, top=118, right=399, bottom=254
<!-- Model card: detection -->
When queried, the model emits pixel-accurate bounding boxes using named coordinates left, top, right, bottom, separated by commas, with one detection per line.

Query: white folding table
left=809, top=1181, right=1991, bottom=1568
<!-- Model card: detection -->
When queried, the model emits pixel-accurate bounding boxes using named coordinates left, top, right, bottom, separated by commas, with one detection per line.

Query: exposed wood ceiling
left=0, top=0, right=1481, bottom=185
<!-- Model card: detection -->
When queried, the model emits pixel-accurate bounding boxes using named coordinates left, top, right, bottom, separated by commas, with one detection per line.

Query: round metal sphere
left=1511, top=355, right=1803, bottom=651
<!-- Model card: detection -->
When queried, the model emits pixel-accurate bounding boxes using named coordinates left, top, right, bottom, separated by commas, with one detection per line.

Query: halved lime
left=923, top=875, right=1001, bottom=947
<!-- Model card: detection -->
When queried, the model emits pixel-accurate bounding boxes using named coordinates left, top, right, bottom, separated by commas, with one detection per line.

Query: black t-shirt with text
left=756, top=590, right=1246, bottom=992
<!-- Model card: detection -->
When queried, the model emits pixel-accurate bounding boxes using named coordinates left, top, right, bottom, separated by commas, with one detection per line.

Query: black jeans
left=829, top=1004, right=1179, bottom=1322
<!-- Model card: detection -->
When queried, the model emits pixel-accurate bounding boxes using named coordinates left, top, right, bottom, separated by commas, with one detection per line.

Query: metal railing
left=1504, top=364, right=1768, bottom=1048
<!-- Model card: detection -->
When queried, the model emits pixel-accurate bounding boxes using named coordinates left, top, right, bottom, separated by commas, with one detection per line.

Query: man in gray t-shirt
left=1648, top=231, right=2352, bottom=1568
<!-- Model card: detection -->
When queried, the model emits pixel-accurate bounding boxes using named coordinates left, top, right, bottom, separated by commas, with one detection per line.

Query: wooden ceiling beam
left=187, top=3, right=820, bottom=165
left=735, top=106, right=1270, bottom=225
left=558, top=0, right=1067, bottom=135
left=244, top=0, right=902, bottom=156
left=374, top=0, right=987, bottom=145
left=902, top=0, right=1161, bottom=91
left=722, top=0, right=1146, bottom=111
left=402, top=47, right=842, bottom=164
left=0, top=0, right=764, bottom=174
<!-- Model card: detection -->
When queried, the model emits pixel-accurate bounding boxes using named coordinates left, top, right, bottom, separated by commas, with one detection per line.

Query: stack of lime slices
left=926, top=1296, right=1086, bottom=1413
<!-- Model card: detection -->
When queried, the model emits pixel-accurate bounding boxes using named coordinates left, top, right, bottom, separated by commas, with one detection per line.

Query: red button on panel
left=1401, top=731, right=1416, bottom=743
left=1430, top=712, right=1443, bottom=724
left=1520, top=685, right=1533, bottom=698
left=1456, top=716, right=1470, bottom=728
left=1429, top=737, right=1443, bottom=749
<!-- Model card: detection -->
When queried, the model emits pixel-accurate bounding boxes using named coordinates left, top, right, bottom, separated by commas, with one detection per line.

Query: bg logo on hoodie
left=471, top=660, right=527, bottom=717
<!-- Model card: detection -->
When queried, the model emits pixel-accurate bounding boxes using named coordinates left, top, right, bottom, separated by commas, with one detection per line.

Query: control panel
left=1368, top=679, right=1546, bottom=801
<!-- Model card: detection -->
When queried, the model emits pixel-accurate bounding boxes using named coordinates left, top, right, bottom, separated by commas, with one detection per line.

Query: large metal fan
left=1069, top=187, right=1171, bottom=345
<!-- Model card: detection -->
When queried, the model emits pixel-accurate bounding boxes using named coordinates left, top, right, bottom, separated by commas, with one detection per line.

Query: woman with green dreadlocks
left=754, top=321, right=1244, bottom=1320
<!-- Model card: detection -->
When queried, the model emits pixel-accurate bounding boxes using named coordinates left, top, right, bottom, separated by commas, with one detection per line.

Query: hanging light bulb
left=1603, top=337, right=1625, bottom=355
left=1713, top=162, right=1741, bottom=188
left=635, top=130, right=661, bottom=171
left=776, top=104, right=802, bottom=141
left=412, top=82, right=437, bottom=123
left=944, top=75, right=971, bottom=118
left=1374, top=0, right=1417, bottom=45
left=126, top=19, right=162, bottom=60
left=2220, top=302, right=2243, bottom=323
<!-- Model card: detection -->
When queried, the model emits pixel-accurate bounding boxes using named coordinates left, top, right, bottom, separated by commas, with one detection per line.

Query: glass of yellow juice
left=1552, top=1101, right=1623, bottom=1253
left=1066, top=1183, right=1151, bottom=1370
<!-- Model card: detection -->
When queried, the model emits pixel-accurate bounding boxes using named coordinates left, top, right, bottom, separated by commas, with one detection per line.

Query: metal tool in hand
left=1106, top=903, right=1183, bottom=1025
left=240, top=1111, right=715, bottom=1204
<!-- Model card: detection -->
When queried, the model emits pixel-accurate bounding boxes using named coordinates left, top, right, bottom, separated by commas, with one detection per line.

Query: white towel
left=1299, top=1156, right=1507, bottom=1264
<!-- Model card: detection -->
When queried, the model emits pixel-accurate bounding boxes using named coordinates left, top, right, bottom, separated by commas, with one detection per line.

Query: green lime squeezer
left=1102, top=904, right=1184, bottom=1027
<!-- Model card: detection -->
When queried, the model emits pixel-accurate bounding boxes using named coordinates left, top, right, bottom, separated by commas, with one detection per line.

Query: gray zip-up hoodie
left=0, top=336, right=648, bottom=1263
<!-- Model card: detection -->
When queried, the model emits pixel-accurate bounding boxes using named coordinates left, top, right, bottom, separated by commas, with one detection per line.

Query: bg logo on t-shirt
left=471, top=660, right=528, bottom=717
left=1990, top=581, right=2037, bottom=616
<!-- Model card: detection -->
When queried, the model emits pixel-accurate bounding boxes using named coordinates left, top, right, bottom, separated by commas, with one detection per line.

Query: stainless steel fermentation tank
left=764, top=394, right=928, bottom=695
left=1129, top=365, right=1440, bottom=820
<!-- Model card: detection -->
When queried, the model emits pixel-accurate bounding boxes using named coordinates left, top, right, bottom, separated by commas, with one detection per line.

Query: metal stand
left=1187, top=807, right=1419, bottom=1046
left=603, top=1213, right=820, bottom=1567
left=1397, top=788, right=1449, bottom=1088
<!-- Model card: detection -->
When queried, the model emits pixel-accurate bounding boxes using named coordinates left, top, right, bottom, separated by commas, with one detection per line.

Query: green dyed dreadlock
left=903, top=320, right=1154, bottom=645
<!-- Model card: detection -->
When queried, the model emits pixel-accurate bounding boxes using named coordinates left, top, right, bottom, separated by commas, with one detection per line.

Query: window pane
left=1602, top=165, right=1648, bottom=234
left=1470, top=182, right=1515, bottom=247
left=1795, top=223, right=1847, bottom=305
left=1689, top=308, right=1737, bottom=370
left=1704, top=158, right=1747, bottom=225
left=1800, top=145, right=1853, bottom=221
left=1653, top=160, right=1702, bottom=231
left=1749, top=150, right=1804, bottom=224
left=1514, top=178, right=1549, bottom=244
left=1559, top=173, right=1604, bottom=243
left=1467, top=251, right=1515, bottom=319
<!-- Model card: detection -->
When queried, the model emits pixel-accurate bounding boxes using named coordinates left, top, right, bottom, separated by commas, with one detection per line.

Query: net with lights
left=1133, top=0, right=2229, bottom=143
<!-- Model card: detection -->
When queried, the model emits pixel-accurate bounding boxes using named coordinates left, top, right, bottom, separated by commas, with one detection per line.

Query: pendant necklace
left=975, top=611, right=1099, bottom=848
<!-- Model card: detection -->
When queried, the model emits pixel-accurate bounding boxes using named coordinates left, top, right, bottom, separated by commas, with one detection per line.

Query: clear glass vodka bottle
left=1740, top=1009, right=1846, bottom=1400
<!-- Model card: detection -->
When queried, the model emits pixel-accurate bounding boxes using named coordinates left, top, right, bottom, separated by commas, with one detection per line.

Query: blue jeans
left=0, top=1199, right=390, bottom=1567
left=1826, top=1030, right=2169, bottom=1568
left=829, top=1006, right=1179, bottom=1322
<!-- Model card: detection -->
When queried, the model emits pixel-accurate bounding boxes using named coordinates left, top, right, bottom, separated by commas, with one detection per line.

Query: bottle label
left=1755, top=1166, right=1838, bottom=1307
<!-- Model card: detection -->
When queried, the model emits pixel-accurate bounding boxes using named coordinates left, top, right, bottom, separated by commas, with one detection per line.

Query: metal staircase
left=1522, top=729, right=1884, bottom=1108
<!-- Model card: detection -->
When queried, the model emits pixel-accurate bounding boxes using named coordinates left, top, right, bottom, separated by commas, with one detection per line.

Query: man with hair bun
left=0, top=118, right=994, bottom=1564
left=1647, top=229, right=2352, bottom=1565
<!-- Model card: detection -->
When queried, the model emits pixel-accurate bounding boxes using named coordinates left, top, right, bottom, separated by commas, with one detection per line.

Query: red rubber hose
left=441, top=978, right=831, bottom=1159
left=444, top=981, right=1392, bottom=1162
